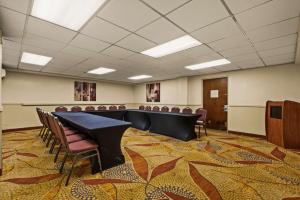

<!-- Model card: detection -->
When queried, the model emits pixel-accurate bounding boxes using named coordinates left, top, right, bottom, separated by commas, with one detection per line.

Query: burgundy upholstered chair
left=55, top=106, right=68, bottom=112
left=161, top=106, right=169, bottom=112
left=54, top=117, right=102, bottom=186
left=171, top=107, right=180, bottom=113
left=152, top=106, right=160, bottom=112
left=145, top=106, right=152, bottom=111
left=118, top=105, right=126, bottom=110
left=139, top=105, right=145, bottom=110
left=97, top=105, right=107, bottom=110
left=195, top=108, right=208, bottom=136
left=109, top=105, right=117, bottom=110
left=71, top=106, right=82, bottom=112
left=182, top=107, right=193, bottom=114
left=36, top=108, right=46, bottom=137
left=85, top=106, right=95, bottom=111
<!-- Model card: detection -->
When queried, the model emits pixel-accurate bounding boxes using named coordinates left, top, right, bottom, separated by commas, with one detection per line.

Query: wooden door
left=203, top=77, right=228, bottom=130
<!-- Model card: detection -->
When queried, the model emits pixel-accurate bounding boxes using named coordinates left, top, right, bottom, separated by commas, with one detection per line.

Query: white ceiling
left=0, top=0, right=299, bottom=83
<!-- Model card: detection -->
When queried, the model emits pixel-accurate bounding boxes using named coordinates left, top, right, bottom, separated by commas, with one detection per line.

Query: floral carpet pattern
left=0, top=128, right=300, bottom=200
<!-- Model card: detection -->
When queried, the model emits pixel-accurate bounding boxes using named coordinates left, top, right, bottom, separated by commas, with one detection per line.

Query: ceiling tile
left=223, top=0, right=269, bottom=14
left=22, top=44, right=58, bottom=57
left=61, top=45, right=98, bottom=58
left=181, top=45, right=217, bottom=58
left=167, top=0, right=229, bottom=32
left=116, top=34, right=156, bottom=52
left=51, top=53, right=87, bottom=67
left=220, top=45, right=256, bottom=57
left=142, top=0, right=190, bottom=14
left=70, top=34, right=111, bottom=52
left=263, top=53, right=295, bottom=66
left=26, top=17, right=77, bottom=43
left=101, top=46, right=135, bottom=59
left=259, top=45, right=296, bottom=58
left=136, top=18, right=185, bottom=44
left=209, top=33, right=251, bottom=51
left=3, top=48, right=20, bottom=57
left=213, top=64, right=241, bottom=72
left=2, top=39, right=21, bottom=51
left=23, top=33, right=66, bottom=51
left=2, top=54, right=19, bottom=67
left=81, top=17, right=130, bottom=43
left=236, top=0, right=300, bottom=31
left=19, top=63, right=43, bottom=71
left=246, top=17, right=299, bottom=42
left=0, top=0, right=30, bottom=14
left=227, top=52, right=260, bottom=62
left=235, top=58, right=264, bottom=69
left=41, top=66, right=68, bottom=73
left=254, top=34, right=297, bottom=51
left=97, top=0, right=160, bottom=31
left=191, top=17, right=241, bottom=43
left=0, top=7, right=26, bottom=38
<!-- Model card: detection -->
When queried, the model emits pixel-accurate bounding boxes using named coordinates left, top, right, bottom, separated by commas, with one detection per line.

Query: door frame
left=202, top=76, right=229, bottom=132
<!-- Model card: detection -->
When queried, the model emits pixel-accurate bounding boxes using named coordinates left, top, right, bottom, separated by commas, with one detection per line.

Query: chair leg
left=43, top=129, right=49, bottom=142
left=38, top=127, right=44, bottom=136
left=65, top=155, right=77, bottom=186
left=46, top=132, right=53, bottom=147
left=54, top=144, right=62, bottom=163
left=40, top=127, right=46, bottom=138
left=204, top=124, right=207, bottom=136
left=49, top=138, right=56, bottom=154
left=60, top=152, right=68, bottom=173
left=95, top=149, right=102, bottom=171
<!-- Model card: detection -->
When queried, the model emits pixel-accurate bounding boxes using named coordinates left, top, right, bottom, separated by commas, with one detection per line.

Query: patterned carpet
left=1, top=128, right=300, bottom=200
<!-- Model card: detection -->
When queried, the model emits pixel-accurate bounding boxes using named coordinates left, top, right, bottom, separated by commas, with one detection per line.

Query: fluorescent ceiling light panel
left=128, top=75, right=152, bottom=80
left=88, top=67, right=115, bottom=75
left=141, top=35, right=202, bottom=58
left=185, top=59, right=231, bottom=70
left=21, top=52, right=52, bottom=66
left=31, top=0, right=106, bottom=31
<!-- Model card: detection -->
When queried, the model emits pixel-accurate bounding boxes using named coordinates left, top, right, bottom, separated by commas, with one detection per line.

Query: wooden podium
left=265, top=100, right=300, bottom=149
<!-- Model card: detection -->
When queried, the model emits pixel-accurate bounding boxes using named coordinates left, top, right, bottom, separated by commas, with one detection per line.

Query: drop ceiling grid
left=0, top=0, right=299, bottom=82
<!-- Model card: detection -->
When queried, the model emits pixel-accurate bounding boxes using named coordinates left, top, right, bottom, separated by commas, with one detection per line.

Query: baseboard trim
left=228, top=130, right=266, bottom=139
left=3, top=126, right=42, bottom=133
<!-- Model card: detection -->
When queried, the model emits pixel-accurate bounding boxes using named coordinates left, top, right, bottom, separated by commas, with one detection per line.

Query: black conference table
left=85, top=109, right=200, bottom=141
left=125, top=109, right=200, bottom=141
left=53, top=112, right=131, bottom=173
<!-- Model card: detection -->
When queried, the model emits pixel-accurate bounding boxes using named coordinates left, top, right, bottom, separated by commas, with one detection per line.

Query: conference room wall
left=2, top=71, right=134, bottom=130
left=134, top=63, right=300, bottom=136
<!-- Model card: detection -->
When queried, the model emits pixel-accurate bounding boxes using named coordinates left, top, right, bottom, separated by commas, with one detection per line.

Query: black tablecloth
left=86, top=110, right=126, bottom=120
left=53, top=112, right=131, bottom=172
left=124, top=110, right=200, bottom=141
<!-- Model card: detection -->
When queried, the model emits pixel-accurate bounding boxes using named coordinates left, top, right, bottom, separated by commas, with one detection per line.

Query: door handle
left=224, top=105, right=228, bottom=112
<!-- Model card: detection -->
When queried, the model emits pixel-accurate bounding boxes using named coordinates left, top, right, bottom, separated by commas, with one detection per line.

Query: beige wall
left=134, top=63, right=300, bottom=135
left=2, top=71, right=134, bottom=129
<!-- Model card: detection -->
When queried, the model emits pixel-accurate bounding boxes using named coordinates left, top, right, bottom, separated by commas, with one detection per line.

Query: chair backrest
left=109, top=105, right=117, bottom=110
left=182, top=107, right=192, bottom=114
left=145, top=106, right=152, bottom=111
left=171, top=107, right=180, bottom=113
left=40, top=110, right=50, bottom=128
left=36, top=108, right=43, bottom=124
left=195, top=108, right=207, bottom=121
left=71, top=106, right=82, bottom=112
left=161, top=106, right=169, bottom=112
left=118, top=105, right=126, bottom=110
left=55, top=106, right=68, bottom=112
left=97, top=105, right=107, bottom=110
left=152, top=106, right=160, bottom=112
left=53, top=117, right=69, bottom=150
left=47, top=113, right=60, bottom=139
left=139, top=105, right=145, bottom=110
left=85, top=106, right=95, bottom=111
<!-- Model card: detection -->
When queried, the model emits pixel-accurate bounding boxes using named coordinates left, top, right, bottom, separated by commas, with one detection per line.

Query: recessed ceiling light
left=128, top=75, right=152, bottom=80
left=185, top=59, right=231, bottom=70
left=31, top=0, right=106, bottom=31
left=21, top=52, right=52, bottom=66
left=141, top=35, right=202, bottom=58
left=87, top=67, right=115, bottom=75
